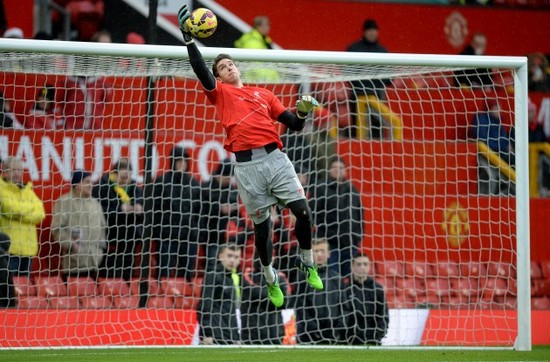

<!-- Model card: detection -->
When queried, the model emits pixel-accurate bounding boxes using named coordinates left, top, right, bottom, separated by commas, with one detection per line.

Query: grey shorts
left=233, top=149, right=306, bottom=224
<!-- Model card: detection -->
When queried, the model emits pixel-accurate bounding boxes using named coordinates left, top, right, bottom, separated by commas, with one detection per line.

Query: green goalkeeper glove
left=296, top=95, right=319, bottom=119
left=178, top=5, right=194, bottom=45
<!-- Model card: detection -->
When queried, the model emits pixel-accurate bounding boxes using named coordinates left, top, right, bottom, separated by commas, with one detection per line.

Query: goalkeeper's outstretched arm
left=178, top=5, right=216, bottom=91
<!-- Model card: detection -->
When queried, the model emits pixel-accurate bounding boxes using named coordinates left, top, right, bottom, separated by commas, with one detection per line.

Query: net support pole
left=140, top=0, right=159, bottom=308
left=513, top=60, right=531, bottom=351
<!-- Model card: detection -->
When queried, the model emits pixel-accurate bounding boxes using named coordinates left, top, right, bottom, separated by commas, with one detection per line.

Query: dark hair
left=212, top=53, right=233, bottom=77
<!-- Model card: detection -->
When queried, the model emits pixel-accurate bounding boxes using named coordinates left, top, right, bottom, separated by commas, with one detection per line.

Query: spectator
left=234, top=16, right=273, bottom=50
left=309, top=156, right=364, bottom=277
left=234, top=16, right=278, bottom=82
left=471, top=99, right=515, bottom=167
left=25, top=85, right=63, bottom=129
left=3, top=27, right=23, bottom=39
left=527, top=52, right=550, bottom=93
left=342, top=254, right=389, bottom=345
left=199, top=158, right=251, bottom=271
left=0, top=231, right=16, bottom=307
left=241, top=254, right=288, bottom=344
left=455, top=32, right=493, bottom=88
left=51, top=170, right=107, bottom=281
left=292, top=238, right=345, bottom=344
left=0, top=92, right=23, bottom=129
left=152, top=146, right=201, bottom=280
left=93, top=158, right=144, bottom=281
left=55, top=74, right=112, bottom=130
left=91, top=30, right=112, bottom=43
left=346, top=19, right=390, bottom=139
left=0, top=157, right=46, bottom=276
left=197, top=243, right=243, bottom=345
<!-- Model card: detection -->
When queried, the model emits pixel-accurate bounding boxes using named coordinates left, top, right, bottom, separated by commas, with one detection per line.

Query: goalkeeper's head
left=212, top=53, right=234, bottom=77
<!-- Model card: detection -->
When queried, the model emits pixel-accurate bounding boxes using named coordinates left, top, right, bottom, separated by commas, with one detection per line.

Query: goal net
left=0, top=39, right=530, bottom=349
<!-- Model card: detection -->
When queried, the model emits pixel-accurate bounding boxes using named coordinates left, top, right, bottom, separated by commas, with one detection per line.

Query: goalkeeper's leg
left=288, top=199, right=324, bottom=290
left=254, top=216, right=284, bottom=307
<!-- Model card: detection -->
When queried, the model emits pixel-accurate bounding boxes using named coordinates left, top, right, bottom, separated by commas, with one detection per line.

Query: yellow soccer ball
left=185, top=8, right=218, bottom=38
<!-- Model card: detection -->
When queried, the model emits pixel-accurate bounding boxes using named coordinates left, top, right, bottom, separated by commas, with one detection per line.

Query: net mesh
left=0, top=44, right=521, bottom=347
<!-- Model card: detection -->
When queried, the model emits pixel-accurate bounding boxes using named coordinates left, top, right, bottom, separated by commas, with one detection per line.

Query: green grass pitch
left=1, top=346, right=550, bottom=362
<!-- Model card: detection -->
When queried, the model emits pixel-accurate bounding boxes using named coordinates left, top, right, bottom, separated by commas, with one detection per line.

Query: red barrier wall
left=0, top=309, right=197, bottom=347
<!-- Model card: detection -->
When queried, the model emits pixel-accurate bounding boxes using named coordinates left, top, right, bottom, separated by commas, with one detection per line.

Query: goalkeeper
left=178, top=5, right=323, bottom=308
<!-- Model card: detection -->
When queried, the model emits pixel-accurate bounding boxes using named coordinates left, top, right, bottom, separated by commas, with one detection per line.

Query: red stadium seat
left=532, top=279, right=550, bottom=297
left=396, top=278, right=425, bottom=299
left=80, top=296, right=112, bottom=309
left=112, top=295, right=140, bottom=309
left=531, top=261, right=543, bottom=279
left=12, top=276, right=37, bottom=297
left=453, top=278, right=480, bottom=300
left=66, top=276, right=97, bottom=297
left=98, top=278, right=131, bottom=297
left=34, top=276, right=67, bottom=298
left=487, top=262, right=516, bottom=279
left=17, top=296, right=48, bottom=309
left=378, top=260, right=405, bottom=278
left=160, top=278, right=198, bottom=298
left=481, top=277, right=508, bottom=299
left=425, top=278, right=453, bottom=300
left=130, top=278, right=160, bottom=297
left=49, top=296, right=80, bottom=308
left=147, top=296, right=174, bottom=308
left=540, top=260, right=550, bottom=279
left=532, top=297, right=550, bottom=310
left=460, top=262, right=487, bottom=278
left=435, top=262, right=460, bottom=278
left=405, top=261, right=434, bottom=278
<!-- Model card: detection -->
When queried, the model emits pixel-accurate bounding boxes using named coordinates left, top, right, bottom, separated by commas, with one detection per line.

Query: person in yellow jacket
left=0, top=157, right=46, bottom=276
left=234, top=16, right=279, bottom=83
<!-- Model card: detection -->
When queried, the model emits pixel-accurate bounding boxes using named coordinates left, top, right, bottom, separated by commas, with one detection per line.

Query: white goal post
left=0, top=39, right=530, bottom=350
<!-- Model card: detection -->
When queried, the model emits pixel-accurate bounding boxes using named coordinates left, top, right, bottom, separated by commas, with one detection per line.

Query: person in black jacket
left=152, top=146, right=201, bottom=280
left=197, top=243, right=242, bottom=345
left=346, top=19, right=391, bottom=139
left=241, top=255, right=288, bottom=344
left=92, top=158, right=143, bottom=280
left=200, top=158, right=251, bottom=271
left=293, top=238, right=345, bottom=344
left=309, top=156, right=364, bottom=278
left=343, top=254, right=389, bottom=345
left=0, top=231, right=15, bottom=308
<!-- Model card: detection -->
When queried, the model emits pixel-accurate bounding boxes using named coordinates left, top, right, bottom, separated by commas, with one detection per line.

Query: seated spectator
left=0, top=157, right=46, bottom=276
left=152, top=146, right=201, bottom=281
left=471, top=99, right=515, bottom=167
left=292, top=238, right=345, bottom=344
left=527, top=52, right=550, bottom=92
left=55, top=74, right=112, bottom=129
left=342, top=254, right=389, bottom=345
left=241, top=254, right=288, bottom=345
left=197, top=243, right=243, bottom=345
left=0, top=231, right=16, bottom=307
left=92, top=158, right=143, bottom=281
left=51, top=170, right=107, bottom=281
left=455, top=32, right=493, bottom=89
left=25, top=85, right=63, bottom=129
